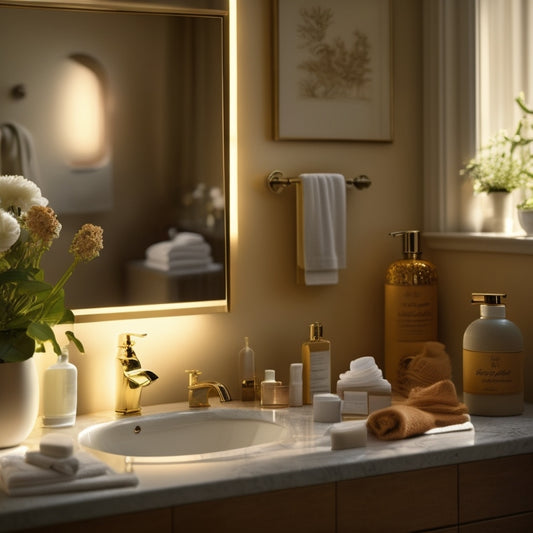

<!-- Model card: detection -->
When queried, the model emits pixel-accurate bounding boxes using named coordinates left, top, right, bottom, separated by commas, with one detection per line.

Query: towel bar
left=266, top=170, right=371, bottom=194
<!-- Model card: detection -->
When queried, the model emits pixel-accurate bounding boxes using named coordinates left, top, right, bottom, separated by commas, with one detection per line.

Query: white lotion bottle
left=463, top=293, right=524, bottom=416
left=42, top=347, right=78, bottom=427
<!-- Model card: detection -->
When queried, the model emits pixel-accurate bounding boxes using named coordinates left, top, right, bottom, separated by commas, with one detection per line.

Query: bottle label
left=385, top=284, right=438, bottom=342
left=310, top=350, right=330, bottom=394
left=463, top=349, right=524, bottom=395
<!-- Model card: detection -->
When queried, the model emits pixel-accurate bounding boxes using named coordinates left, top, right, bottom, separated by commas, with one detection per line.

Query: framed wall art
left=274, top=0, right=392, bottom=141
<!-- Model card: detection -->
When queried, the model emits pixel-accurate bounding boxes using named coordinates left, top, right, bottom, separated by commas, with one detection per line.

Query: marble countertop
left=1, top=401, right=533, bottom=532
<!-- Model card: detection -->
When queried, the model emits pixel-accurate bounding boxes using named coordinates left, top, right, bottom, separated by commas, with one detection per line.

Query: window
left=423, top=0, right=533, bottom=253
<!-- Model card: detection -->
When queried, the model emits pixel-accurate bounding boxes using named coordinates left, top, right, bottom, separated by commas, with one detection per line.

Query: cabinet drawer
left=459, top=453, right=533, bottom=523
left=173, top=483, right=336, bottom=533
left=337, top=466, right=457, bottom=533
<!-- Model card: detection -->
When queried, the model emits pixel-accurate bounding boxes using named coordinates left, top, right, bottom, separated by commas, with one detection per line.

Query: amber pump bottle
left=384, top=231, right=438, bottom=392
left=302, top=322, right=331, bottom=404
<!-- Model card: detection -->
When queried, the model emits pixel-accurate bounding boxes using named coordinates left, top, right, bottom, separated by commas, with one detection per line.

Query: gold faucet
left=115, top=333, right=158, bottom=415
left=186, top=369, right=232, bottom=407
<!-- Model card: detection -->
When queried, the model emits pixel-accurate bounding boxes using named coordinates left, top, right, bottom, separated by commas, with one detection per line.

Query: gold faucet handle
left=185, top=369, right=202, bottom=386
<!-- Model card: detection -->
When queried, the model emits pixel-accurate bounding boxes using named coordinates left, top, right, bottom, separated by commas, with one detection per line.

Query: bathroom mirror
left=0, top=0, right=229, bottom=321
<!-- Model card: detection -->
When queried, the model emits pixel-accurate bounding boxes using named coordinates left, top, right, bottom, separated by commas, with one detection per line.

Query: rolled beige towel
left=397, top=341, right=452, bottom=397
left=367, top=380, right=469, bottom=441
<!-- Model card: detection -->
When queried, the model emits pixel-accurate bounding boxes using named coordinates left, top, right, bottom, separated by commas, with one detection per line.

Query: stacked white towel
left=145, top=231, right=214, bottom=274
left=337, top=356, right=392, bottom=416
left=0, top=434, right=137, bottom=496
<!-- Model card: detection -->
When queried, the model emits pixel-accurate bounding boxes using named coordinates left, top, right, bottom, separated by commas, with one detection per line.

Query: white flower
left=0, top=175, right=48, bottom=213
left=0, top=208, right=21, bottom=252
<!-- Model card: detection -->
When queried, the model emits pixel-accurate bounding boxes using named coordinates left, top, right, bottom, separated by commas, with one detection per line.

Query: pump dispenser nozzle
left=390, top=230, right=421, bottom=259
left=471, top=293, right=506, bottom=305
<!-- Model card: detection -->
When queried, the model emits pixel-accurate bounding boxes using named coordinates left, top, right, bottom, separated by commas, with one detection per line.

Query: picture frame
left=273, top=0, right=392, bottom=142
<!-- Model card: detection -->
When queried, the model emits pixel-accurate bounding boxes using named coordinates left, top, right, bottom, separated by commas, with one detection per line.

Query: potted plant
left=0, top=174, right=103, bottom=447
left=517, top=196, right=533, bottom=235
left=461, top=93, right=533, bottom=232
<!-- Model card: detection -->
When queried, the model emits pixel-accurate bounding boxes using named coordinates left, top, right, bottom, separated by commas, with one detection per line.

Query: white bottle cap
left=264, top=369, right=276, bottom=382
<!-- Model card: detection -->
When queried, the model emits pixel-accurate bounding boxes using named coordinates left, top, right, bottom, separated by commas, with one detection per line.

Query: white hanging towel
left=0, top=122, right=41, bottom=185
left=296, top=173, right=346, bottom=285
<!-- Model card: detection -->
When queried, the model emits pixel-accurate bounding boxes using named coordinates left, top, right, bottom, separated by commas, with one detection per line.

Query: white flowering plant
left=460, top=94, right=533, bottom=193
left=0, top=175, right=104, bottom=363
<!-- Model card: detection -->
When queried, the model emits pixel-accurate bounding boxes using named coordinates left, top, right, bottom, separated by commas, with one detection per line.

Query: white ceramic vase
left=0, top=358, right=39, bottom=449
left=482, top=191, right=514, bottom=233
left=518, top=209, right=533, bottom=235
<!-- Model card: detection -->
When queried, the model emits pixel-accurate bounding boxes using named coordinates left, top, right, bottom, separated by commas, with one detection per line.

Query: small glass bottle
left=261, top=369, right=288, bottom=408
left=239, top=336, right=256, bottom=401
left=43, top=347, right=78, bottom=427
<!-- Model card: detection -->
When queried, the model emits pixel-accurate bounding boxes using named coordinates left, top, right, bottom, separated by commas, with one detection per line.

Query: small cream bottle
left=463, top=293, right=524, bottom=416
left=239, top=336, right=256, bottom=401
left=302, top=322, right=331, bottom=404
left=289, top=362, right=303, bottom=407
left=42, top=347, right=78, bottom=427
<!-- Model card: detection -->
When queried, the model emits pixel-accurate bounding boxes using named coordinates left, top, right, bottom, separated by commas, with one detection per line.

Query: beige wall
left=36, top=0, right=531, bottom=413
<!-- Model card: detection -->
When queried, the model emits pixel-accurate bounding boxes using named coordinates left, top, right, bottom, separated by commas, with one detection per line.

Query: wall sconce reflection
left=56, top=53, right=109, bottom=169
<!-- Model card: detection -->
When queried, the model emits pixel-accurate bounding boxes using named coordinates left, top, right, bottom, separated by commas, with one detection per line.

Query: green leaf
left=27, top=322, right=61, bottom=355
left=0, top=329, right=35, bottom=362
left=66, top=330, right=85, bottom=353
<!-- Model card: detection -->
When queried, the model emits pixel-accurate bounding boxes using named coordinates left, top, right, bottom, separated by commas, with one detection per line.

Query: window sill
left=424, top=232, right=533, bottom=255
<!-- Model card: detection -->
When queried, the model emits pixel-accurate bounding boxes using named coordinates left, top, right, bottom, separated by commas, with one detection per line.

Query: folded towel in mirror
left=366, top=380, right=469, bottom=440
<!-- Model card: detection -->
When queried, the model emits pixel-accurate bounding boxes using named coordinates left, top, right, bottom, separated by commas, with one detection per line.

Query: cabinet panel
left=459, top=511, right=533, bottom=532
left=173, top=483, right=336, bottom=533
left=23, top=508, right=172, bottom=533
left=337, top=466, right=457, bottom=533
left=459, top=453, right=533, bottom=523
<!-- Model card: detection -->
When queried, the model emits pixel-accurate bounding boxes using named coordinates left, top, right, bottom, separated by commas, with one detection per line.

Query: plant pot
left=518, top=209, right=533, bottom=235
left=482, top=191, right=514, bottom=233
left=0, top=358, right=39, bottom=448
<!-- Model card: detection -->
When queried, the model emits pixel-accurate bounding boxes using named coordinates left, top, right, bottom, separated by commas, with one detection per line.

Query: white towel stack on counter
left=145, top=231, right=215, bottom=274
left=0, top=434, right=137, bottom=496
left=336, top=356, right=392, bottom=417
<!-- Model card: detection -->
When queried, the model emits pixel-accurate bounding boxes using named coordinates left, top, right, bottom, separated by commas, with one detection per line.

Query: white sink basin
left=78, top=408, right=289, bottom=462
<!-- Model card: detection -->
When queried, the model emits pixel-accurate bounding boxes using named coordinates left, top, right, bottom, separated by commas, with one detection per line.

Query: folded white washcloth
left=0, top=451, right=138, bottom=496
left=25, top=451, right=79, bottom=475
left=296, top=173, right=346, bottom=285
left=146, top=241, right=211, bottom=261
left=145, top=257, right=214, bottom=273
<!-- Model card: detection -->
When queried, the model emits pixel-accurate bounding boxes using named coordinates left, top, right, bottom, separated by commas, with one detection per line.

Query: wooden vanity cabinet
left=458, top=453, right=533, bottom=532
left=336, top=465, right=458, bottom=532
left=20, top=453, right=533, bottom=533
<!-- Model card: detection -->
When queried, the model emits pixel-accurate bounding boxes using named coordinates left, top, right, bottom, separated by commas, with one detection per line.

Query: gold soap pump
left=115, top=333, right=159, bottom=415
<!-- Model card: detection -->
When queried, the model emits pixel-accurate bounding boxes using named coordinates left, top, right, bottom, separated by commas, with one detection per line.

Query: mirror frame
left=0, top=0, right=231, bottom=322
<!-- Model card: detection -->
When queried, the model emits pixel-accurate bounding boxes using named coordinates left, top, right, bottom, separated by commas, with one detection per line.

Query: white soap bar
left=39, top=433, right=74, bottom=458
left=330, top=421, right=367, bottom=450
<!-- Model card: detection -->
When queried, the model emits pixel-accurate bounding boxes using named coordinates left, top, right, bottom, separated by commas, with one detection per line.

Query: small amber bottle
left=301, top=322, right=331, bottom=404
